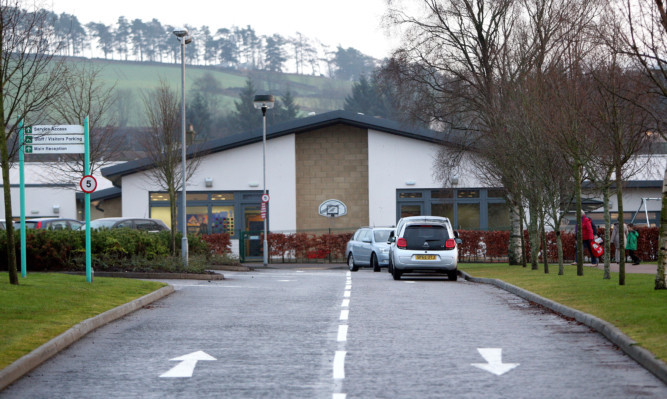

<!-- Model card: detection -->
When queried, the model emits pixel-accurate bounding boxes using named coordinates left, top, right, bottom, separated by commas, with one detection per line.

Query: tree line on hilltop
left=46, top=11, right=376, bottom=80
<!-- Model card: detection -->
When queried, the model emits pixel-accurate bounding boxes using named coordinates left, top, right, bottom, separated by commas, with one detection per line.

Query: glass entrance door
left=243, top=205, right=263, bottom=260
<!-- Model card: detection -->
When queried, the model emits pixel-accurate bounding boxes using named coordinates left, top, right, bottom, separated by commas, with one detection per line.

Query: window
left=457, top=189, right=479, bottom=198
left=211, top=206, right=235, bottom=234
left=432, top=189, right=453, bottom=198
left=187, top=193, right=208, bottom=201
left=432, top=203, right=454, bottom=220
left=213, top=193, right=235, bottom=201
left=149, top=191, right=258, bottom=238
left=397, top=188, right=507, bottom=231
left=488, top=189, right=507, bottom=198
left=457, top=203, right=480, bottom=229
left=401, top=204, right=421, bottom=218
left=488, top=203, right=510, bottom=230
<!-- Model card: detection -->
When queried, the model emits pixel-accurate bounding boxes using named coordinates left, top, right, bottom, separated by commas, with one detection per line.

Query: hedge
left=457, top=226, right=659, bottom=263
left=0, top=229, right=222, bottom=271
left=263, top=227, right=660, bottom=264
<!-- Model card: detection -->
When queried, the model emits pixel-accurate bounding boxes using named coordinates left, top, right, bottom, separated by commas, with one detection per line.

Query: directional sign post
left=23, top=125, right=85, bottom=155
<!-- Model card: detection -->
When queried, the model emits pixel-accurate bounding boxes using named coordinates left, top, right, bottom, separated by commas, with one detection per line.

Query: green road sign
left=25, top=136, right=33, bottom=144
left=24, top=145, right=33, bottom=154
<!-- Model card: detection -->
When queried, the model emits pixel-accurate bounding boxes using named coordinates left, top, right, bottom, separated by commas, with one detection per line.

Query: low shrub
left=0, top=229, right=213, bottom=272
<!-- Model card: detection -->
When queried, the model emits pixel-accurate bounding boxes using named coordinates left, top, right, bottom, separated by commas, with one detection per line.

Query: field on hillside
left=74, top=58, right=352, bottom=127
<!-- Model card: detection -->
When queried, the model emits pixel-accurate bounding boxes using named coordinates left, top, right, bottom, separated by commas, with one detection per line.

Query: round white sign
left=80, top=175, right=97, bottom=193
left=261, top=194, right=270, bottom=203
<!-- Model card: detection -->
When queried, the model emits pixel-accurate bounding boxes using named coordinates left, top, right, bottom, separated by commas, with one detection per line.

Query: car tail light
left=397, top=237, right=407, bottom=249
left=36, top=221, right=42, bottom=229
left=445, top=239, right=456, bottom=249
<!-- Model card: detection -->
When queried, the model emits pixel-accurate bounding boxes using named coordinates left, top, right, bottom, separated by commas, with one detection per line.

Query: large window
left=396, top=188, right=509, bottom=231
left=149, top=191, right=262, bottom=238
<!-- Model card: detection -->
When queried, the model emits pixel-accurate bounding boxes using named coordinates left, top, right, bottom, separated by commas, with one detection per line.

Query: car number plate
left=415, top=254, right=437, bottom=260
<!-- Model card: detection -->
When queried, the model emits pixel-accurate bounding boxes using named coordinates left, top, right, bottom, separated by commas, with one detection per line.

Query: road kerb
left=0, top=285, right=175, bottom=391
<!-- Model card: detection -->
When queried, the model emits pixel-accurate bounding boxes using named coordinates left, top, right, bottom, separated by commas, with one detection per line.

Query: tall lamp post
left=174, top=28, right=192, bottom=267
left=253, top=94, right=274, bottom=267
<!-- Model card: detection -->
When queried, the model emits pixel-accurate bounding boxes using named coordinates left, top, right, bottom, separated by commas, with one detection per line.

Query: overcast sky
left=46, top=0, right=401, bottom=60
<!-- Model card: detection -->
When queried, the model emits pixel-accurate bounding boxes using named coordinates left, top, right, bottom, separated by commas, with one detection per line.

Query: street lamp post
left=174, top=28, right=192, bottom=267
left=253, top=94, right=274, bottom=267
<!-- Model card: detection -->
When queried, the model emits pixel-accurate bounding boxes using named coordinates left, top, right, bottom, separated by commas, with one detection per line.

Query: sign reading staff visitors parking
left=80, top=175, right=97, bottom=193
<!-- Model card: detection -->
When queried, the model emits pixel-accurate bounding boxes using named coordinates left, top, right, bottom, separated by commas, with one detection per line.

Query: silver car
left=346, top=227, right=394, bottom=272
left=388, top=216, right=460, bottom=281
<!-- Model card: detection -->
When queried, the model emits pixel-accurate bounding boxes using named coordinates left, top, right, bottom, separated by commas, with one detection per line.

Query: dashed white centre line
left=333, top=351, right=346, bottom=379
left=337, top=325, right=348, bottom=342
left=344, top=291, right=351, bottom=298
left=341, top=299, right=350, bottom=308
left=339, top=309, right=349, bottom=320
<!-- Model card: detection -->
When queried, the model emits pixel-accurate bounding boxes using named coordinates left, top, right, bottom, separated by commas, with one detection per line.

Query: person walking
left=574, top=212, right=598, bottom=265
left=610, top=221, right=628, bottom=263
left=626, top=224, right=641, bottom=265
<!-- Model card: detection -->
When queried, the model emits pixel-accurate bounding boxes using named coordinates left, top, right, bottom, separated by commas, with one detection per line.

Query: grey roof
left=75, top=186, right=122, bottom=201
left=101, top=110, right=462, bottom=187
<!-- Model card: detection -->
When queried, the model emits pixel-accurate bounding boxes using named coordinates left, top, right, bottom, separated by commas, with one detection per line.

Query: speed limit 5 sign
left=80, top=175, right=97, bottom=193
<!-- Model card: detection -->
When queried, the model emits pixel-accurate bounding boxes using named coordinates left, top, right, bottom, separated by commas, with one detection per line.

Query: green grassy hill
left=75, top=57, right=352, bottom=127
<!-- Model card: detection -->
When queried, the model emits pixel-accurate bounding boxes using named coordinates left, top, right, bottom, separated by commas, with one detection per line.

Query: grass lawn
left=459, top=263, right=667, bottom=362
left=0, top=273, right=166, bottom=370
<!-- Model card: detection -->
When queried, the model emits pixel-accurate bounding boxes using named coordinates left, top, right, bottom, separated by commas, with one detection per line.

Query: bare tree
left=139, top=79, right=202, bottom=255
left=609, top=0, right=667, bottom=289
left=1, top=0, right=67, bottom=285
left=45, top=61, right=123, bottom=186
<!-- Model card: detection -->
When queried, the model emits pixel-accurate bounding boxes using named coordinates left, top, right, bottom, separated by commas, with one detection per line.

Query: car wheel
left=448, top=270, right=458, bottom=281
left=348, top=254, right=359, bottom=272
left=371, top=254, right=380, bottom=272
left=388, top=256, right=393, bottom=273
left=392, top=266, right=401, bottom=280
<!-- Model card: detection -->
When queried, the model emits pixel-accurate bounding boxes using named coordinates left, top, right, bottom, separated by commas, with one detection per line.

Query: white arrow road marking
left=160, top=351, right=217, bottom=378
left=471, top=348, right=519, bottom=376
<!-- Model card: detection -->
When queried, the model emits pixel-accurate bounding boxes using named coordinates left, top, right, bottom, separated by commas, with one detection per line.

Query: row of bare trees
left=380, top=0, right=666, bottom=288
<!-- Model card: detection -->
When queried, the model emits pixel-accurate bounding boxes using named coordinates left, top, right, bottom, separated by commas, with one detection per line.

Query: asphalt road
left=2, top=267, right=666, bottom=398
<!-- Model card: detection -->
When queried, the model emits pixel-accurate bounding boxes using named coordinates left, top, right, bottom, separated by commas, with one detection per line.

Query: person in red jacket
left=574, top=211, right=598, bottom=265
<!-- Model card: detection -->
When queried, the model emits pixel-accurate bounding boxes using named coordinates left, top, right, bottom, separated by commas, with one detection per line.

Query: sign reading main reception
left=24, top=125, right=84, bottom=154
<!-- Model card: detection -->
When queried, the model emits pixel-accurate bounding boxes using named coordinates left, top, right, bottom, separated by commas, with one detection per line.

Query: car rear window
left=403, top=225, right=449, bottom=250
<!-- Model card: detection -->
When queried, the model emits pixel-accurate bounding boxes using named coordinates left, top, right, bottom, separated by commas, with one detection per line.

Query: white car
left=387, top=216, right=461, bottom=281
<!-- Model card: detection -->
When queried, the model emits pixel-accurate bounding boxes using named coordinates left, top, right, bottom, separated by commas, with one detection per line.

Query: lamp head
left=173, top=28, right=188, bottom=38
left=253, top=94, right=275, bottom=110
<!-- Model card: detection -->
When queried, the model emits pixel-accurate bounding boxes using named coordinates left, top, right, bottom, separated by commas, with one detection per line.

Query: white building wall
left=367, top=129, right=487, bottom=227
left=120, top=135, right=298, bottom=232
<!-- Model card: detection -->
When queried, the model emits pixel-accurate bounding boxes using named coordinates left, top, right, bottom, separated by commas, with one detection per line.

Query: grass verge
left=0, top=273, right=166, bottom=370
left=459, top=264, right=667, bottom=362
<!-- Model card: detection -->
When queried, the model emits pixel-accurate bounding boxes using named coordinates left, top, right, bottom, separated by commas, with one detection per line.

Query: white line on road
left=333, top=394, right=347, bottom=399
left=340, top=310, right=349, bottom=321
left=333, top=351, right=346, bottom=379
left=344, top=290, right=351, bottom=298
left=341, top=299, right=350, bottom=308
left=337, top=325, right=348, bottom=342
